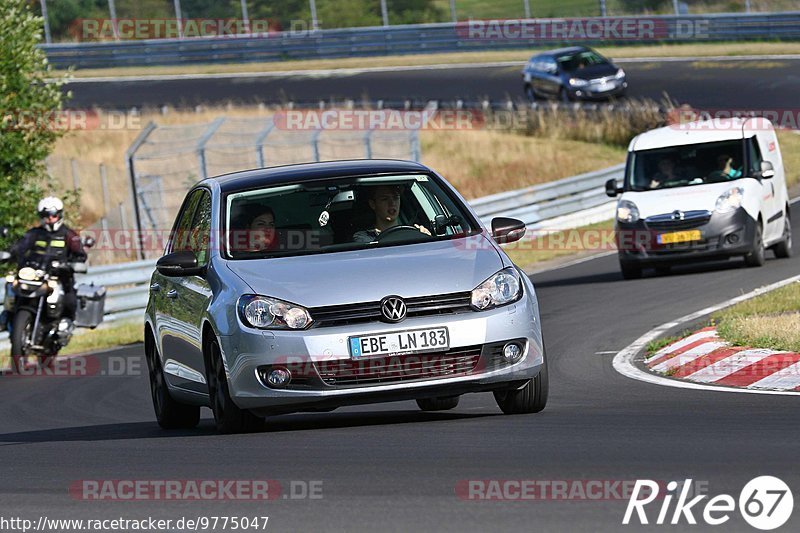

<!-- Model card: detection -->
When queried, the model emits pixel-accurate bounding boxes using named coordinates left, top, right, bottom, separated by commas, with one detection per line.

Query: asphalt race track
left=65, top=58, right=800, bottom=110
left=2, top=205, right=799, bottom=531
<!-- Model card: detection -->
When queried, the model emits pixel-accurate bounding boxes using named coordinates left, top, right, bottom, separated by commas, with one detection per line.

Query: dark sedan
left=521, top=46, right=627, bottom=102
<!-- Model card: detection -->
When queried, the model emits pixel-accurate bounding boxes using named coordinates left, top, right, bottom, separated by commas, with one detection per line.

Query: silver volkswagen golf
left=145, top=160, right=547, bottom=433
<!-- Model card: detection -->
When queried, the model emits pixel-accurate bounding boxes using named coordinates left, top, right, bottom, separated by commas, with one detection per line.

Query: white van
left=606, top=117, right=792, bottom=279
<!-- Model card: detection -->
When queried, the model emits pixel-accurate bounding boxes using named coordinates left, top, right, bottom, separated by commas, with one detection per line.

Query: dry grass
left=503, top=219, right=615, bottom=268
left=777, top=130, right=800, bottom=188
left=59, top=42, right=800, bottom=78
left=712, top=282, right=800, bottom=352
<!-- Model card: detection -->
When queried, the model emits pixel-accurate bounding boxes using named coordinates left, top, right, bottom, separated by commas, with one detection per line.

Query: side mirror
left=0, top=251, right=11, bottom=262
left=0, top=227, right=8, bottom=238
left=156, top=251, right=204, bottom=277
left=757, top=160, right=775, bottom=179
left=82, top=236, right=96, bottom=248
left=491, top=217, right=526, bottom=244
left=605, top=178, right=623, bottom=197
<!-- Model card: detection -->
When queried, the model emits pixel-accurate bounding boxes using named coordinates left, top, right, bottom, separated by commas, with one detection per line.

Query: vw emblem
left=671, top=210, right=685, bottom=221
left=380, top=296, right=407, bottom=323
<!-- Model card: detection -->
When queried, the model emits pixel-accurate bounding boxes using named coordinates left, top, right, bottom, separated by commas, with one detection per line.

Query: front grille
left=645, top=210, right=711, bottom=231
left=314, top=346, right=482, bottom=387
left=310, top=292, right=473, bottom=327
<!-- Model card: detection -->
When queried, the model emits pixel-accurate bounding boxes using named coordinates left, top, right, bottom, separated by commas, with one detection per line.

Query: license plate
left=657, top=230, right=702, bottom=244
left=349, top=327, right=450, bottom=359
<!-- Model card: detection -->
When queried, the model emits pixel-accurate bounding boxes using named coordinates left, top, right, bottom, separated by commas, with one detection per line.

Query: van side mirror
left=0, top=251, right=11, bottom=262
left=756, top=161, right=775, bottom=179
left=491, top=217, right=526, bottom=244
left=605, top=178, right=623, bottom=197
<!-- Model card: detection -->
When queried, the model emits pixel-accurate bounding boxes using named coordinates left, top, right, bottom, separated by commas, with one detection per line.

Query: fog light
left=266, top=367, right=291, bottom=388
left=726, top=233, right=740, bottom=244
left=502, top=343, right=523, bottom=363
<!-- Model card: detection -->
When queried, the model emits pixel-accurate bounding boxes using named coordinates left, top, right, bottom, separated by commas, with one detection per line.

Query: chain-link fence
left=126, top=114, right=420, bottom=259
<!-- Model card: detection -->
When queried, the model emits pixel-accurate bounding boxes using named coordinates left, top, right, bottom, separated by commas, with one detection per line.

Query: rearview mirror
left=757, top=160, right=775, bottom=179
left=0, top=251, right=11, bottom=262
left=156, top=251, right=204, bottom=277
left=0, top=227, right=8, bottom=238
left=605, top=178, right=623, bottom=197
left=491, top=217, right=526, bottom=244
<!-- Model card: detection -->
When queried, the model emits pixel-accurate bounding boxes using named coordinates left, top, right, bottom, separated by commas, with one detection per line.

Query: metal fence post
left=125, top=121, right=157, bottom=261
left=599, top=0, right=607, bottom=17
left=39, top=0, right=51, bottom=44
left=70, top=158, right=80, bottom=191
left=197, top=118, right=225, bottom=181
left=312, top=129, right=322, bottom=162
left=364, top=128, right=373, bottom=159
left=449, top=0, right=457, bottom=23
left=524, top=0, right=531, bottom=18
left=99, top=163, right=110, bottom=218
left=255, top=120, right=276, bottom=168
left=410, top=130, right=420, bottom=162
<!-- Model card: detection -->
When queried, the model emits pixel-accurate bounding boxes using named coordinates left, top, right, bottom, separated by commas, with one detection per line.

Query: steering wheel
left=376, top=225, right=428, bottom=243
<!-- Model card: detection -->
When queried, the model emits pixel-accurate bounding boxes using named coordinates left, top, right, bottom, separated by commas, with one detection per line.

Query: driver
left=8, top=197, right=86, bottom=325
left=352, top=185, right=431, bottom=243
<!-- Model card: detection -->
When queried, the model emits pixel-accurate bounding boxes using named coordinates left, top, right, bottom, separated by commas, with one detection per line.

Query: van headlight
left=238, top=295, right=312, bottom=330
left=569, top=78, right=589, bottom=87
left=471, top=268, right=522, bottom=311
left=715, top=187, right=744, bottom=213
left=616, top=200, right=640, bottom=223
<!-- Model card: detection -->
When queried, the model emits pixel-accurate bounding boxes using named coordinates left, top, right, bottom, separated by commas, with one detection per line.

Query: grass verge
left=712, top=281, right=800, bottom=352
left=59, top=42, right=800, bottom=79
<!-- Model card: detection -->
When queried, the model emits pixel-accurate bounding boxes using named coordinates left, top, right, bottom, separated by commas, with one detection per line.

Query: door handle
left=150, top=282, right=161, bottom=292
left=166, top=289, right=178, bottom=299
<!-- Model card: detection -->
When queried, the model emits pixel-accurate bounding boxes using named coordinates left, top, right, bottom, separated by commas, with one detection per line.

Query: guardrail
left=45, top=13, right=800, bottom=69
left=0, top=163, right=623, bottom=341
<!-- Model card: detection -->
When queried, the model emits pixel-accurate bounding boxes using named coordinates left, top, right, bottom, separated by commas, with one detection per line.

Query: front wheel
left=524, top=85, right=536, bottom=103
left=744, top=222, right=766, bottom=267
left=494, top=357, right=548, bottom=414
left=773, top=216, right=792, bottom=259
left=10, top=310, right=34, bottom=373
left=145, top=335, right=200, bottom=429
left=207, top=339, right=264, bottom=434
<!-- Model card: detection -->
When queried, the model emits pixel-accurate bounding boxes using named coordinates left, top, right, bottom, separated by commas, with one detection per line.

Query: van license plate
left=657, top=230, right=701, bottom=244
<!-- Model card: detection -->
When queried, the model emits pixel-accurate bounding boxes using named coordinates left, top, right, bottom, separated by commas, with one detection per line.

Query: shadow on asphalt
left=0, top=410, right=495, bottom=443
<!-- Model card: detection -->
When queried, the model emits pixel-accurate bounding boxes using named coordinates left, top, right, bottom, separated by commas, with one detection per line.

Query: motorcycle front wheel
left=10, top=309, right=34, bottom=373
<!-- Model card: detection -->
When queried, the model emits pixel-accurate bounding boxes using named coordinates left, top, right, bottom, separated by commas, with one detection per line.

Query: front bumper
left=571, top=80, right=627, bottom=100
left=218, top=294, right=543, bottom=414
left=616, top=207, right=757, bottom=266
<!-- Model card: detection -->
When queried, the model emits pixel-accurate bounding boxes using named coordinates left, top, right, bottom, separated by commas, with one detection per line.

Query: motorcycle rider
left=7, top=197, right=86, bottom=330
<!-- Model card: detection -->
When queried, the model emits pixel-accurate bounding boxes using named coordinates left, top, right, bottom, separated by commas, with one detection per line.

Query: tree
left=0, top=0, right=70, bottom=248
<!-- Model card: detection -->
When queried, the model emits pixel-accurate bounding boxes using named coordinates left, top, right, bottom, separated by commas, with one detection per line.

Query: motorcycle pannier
left=75, top=283, right=106, bottom=329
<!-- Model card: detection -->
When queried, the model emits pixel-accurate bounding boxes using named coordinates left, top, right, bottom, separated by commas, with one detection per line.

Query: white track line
left=61, top=54, right=800, bottom=84
left=612, top=274, right=800, bottom=396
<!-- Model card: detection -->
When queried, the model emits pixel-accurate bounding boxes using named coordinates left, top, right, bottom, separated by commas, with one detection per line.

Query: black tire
left=744, top=222, right=766, bottom=267
left=558, top=87, right=571, bottom=103
left=10, top=309, right=34, bottom=374
left=620, top=261, right=642, bottom=280
left=773, top=215, right=792, bottom=259
left=206, top=339, right=263, bottom=434
left=416, top=396, right=460, bottom=411
left=655, top=265, right=671, bottom=276
left=145, top=334, right=200, bottom=429
left=524, top=85, right=536, bottom=103
left=494, top=356, right=548, bottom=414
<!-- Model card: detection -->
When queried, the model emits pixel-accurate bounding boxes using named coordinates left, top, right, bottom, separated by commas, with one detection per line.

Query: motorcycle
left=0, top=233, right=104, bottom=372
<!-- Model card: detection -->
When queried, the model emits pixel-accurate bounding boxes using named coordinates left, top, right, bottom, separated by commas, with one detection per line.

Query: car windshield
left=627, top=139, right=747, bottom=192
left=556, top=50, right=608, bottom=72
left=224, top=174, right=478, bottom=259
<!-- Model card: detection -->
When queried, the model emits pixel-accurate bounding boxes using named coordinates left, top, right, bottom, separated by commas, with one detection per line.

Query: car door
left=541, top=57, right=561, bottom=97
left=168, top=189, right=214, bottom=393
left=746, top=135, right=782, bottom=243
left=157, top=188, right=205, bottom=392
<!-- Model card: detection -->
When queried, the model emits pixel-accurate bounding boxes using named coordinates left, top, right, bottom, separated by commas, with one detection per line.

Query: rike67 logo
left=623, top=476, right=793, bottom=530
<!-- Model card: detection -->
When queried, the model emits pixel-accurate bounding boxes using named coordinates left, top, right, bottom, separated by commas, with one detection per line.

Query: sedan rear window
left=224, top=174, right=478, bottom=259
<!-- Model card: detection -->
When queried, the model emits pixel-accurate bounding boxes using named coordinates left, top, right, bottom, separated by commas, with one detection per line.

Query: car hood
left=565, top=63, right=618, bottom=80
left=225, top=234, right=505, bottom=308
left=621, top=181, right=751, bottom=218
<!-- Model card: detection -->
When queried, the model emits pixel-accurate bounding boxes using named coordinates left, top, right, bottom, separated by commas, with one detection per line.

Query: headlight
left=569, top=78, right=589, bottom=87
left=715, top=187, right=744, bottom=213
left=471, top=268, right=522, bottom=311
left=615, top=68, right=625, bottom=79
left=238, top=295, right=312, bottom=330
left=616, top=200, right=640, bottom=223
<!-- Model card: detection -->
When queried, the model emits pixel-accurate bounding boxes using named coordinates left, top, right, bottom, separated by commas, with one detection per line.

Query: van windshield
left=627, top=139, right=746, bottom=192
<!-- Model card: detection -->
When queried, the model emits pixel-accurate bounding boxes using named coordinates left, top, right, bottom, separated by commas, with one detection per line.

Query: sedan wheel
left=494, top=356, right=548, bottom=414
left=207, top=339, right=264, bottom=434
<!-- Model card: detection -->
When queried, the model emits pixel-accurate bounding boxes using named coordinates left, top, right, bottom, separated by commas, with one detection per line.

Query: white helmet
left=37, top=196, right=64, bottom=232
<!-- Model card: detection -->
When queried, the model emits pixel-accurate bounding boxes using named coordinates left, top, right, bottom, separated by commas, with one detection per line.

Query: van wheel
left=620, top=261, right=642, bottom=280
left=145, top=335, right=200, bottom=429
left=745, top=222, right=766, bottom=267
left=416, top=396, right=460, bottom=411
left=773, top=216, right=792, bottom=259
left=207, top=339, right=264, bottom=434
left=494, top=356, right=548, bottom=414
left=524, top=85, right=536, bottom=103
